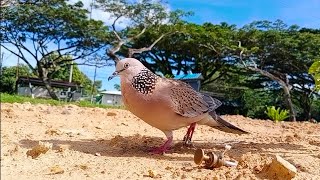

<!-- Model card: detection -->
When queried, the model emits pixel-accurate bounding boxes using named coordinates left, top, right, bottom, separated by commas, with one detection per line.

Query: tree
left=114, top=84, right=121, bottom=91
left=1, top=0, right=109, bottom=99
left=0, top=64, right=34, bottom=94
left=48, top=58, right=102, bottom=95
left=237, top=20, right=320, bottom=121
left=130, top=22, right=239, bottom=85
left=94, top=0, right=190, bottom=63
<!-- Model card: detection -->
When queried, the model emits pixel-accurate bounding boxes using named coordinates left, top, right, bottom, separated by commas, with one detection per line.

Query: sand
left=1, top=102, right=320, bottom=180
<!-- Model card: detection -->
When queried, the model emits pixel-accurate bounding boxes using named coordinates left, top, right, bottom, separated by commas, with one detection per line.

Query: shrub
left=265, top=106, right=289, bottom=122
left=311, top=99, right=320, bottom=122
left=242, top=89, right=280, bottom=119
left=309, top=60, right=320, bottom=91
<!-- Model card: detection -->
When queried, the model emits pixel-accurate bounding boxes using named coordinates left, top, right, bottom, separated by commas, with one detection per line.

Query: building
left=16, top=76, right=83, bottom=101
left=100, top=90, right=123, bottom=106
left=174, top=73, right=203, bottom=91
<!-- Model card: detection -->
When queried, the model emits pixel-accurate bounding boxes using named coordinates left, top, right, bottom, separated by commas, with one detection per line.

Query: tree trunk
left=37, top=63, right=59, bottom=100
left=299, top=92, right=312, bottom=121
left=42, top=76, right=59, bottom=100
left=248, top=67, right=296, bottom=121
left=282, top=85, right=296, bottom=121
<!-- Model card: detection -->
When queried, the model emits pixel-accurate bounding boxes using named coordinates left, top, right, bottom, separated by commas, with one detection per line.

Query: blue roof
left=174, top=73, right=203, bottom=80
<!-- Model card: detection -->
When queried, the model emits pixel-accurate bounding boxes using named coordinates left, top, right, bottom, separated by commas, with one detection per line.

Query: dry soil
left=1, top=102, right=320, bottom=179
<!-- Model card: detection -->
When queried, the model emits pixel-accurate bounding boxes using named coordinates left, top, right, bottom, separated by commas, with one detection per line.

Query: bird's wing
left=167, top=79, right=222, bottom=118
left=202, top=93, right=222, bottom=112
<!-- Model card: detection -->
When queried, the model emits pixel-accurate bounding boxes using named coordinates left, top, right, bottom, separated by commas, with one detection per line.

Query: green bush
left=311, top=99, right=320, bottom=121
left=242, top=89, right=280, bottom=119
left=265, top=106, right=289, bottom=122
left=309, top=60, right=320, bottom=90
left=0, top=65, right=33, bottom=94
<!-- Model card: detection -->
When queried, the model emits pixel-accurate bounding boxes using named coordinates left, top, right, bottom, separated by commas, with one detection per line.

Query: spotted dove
left=108, top=58, right=248, bottom=154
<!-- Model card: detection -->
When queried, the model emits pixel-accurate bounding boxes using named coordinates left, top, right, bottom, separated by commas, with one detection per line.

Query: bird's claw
left=183, top=135, right=194, bottom=148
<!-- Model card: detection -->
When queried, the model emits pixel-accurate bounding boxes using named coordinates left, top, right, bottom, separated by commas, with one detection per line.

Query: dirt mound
left=1, top=103, right=319, bottom=179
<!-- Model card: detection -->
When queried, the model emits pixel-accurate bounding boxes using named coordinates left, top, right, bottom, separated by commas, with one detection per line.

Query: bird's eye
left=124, top=63, right=129, bottom=68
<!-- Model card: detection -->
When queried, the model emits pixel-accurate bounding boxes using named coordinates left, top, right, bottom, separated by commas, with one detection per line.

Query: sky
left=2, top=0, right=320, bottom=91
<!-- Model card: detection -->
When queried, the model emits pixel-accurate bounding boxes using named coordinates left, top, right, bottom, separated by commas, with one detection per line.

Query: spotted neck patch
left=131, top=68, right=159, bottom=94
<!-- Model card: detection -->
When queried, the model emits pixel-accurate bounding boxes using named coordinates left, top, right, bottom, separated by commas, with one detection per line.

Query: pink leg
left=149, top=136, right=173, bottom=154
left=183, top=123, right=196, bottom=145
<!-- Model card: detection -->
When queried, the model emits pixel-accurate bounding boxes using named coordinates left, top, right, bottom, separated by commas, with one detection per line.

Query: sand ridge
left=1, top=102, right=320, bottom=179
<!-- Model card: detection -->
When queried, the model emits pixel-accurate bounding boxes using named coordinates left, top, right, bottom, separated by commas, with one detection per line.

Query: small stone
left=57, top=145, right=69, bottom=152
left=106, top=112, right=117, bottom=116
left=95, top=153, right=101, bottom=156
left=49, top=165, right=64, bottom=174
left=264, top=155, right=297, bottom=180
left=26, top=141, right=53, bottom=159
left=61, top=109, right=70, bottom=115
left=45, top=129, right=62, bottom=136
left=121, top=123, right=128, bottom=126
left=79, top=164, right=89, bottom=170
left=143, top=170, right=159, bottom=178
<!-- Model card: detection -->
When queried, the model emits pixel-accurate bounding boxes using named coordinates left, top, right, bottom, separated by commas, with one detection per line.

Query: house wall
left=101, top=94, right=123, bottom=106
left=18, top=86, right=53, bottom=98
left=18, top=86, right=82, bottom=101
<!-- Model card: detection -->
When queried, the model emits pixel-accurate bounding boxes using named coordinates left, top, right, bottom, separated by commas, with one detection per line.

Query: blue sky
left=170, top=0, right=320, bottom=28
left=2, top=0, right=320, bottom=91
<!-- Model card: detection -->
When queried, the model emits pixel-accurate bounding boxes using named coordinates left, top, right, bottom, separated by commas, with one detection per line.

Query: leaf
left=265, top=106, right=289, bottom=122
left=309, top=60, right=320, bottom=90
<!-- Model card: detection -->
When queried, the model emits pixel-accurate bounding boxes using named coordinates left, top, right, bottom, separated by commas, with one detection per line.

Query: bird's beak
left=108, top=71, right=119, bottom=81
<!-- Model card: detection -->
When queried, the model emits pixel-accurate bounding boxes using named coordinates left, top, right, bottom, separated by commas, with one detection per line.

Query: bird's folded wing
left=168, top=80, right=210, bottom=118
left=201, top=93, right=222, bottom=112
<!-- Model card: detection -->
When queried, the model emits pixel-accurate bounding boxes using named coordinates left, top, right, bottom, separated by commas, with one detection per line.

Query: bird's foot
left=183, top=135, right=195, bottom=148
left=183, top=123, right=196, bottom=148
left=149, top=146, right=170, bottom=154
left=148, top=137, right=173, bottom=155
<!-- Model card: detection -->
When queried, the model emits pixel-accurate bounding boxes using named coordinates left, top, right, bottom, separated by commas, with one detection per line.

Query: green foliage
left=1, top=0, right=109, bottom=99
left=1, top=0, right=320, bottom=121
left=265, top=106, right=290, bottom=122
left=0, top=64, right=34, bottom=94
left=242, top=89, right=281, bottom=119
left=114, top=84, right=121, bottom=91
left=311, top=99, right=320, bottom=121
left=95, top=0, right=191, bottom=26
left=50, top=63, right=101, bottom=95
left=132, top=20, right=320, bottom=120
left=0, top=93, right=120, bottom=109
left=309, top=60, right=320, bottom=90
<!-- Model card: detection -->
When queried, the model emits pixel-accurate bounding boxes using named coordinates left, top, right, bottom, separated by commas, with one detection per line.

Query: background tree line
left=1, top=0, right=319, bottom=121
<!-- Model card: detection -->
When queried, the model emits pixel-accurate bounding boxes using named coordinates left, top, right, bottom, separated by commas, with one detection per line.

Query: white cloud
left=69, top=0, right=130, bottom=29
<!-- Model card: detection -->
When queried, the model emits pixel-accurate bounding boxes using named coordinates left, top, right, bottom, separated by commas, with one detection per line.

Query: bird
left=108, top=58, right=248, bottom=154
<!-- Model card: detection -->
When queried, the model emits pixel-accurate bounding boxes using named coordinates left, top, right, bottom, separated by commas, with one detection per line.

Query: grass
left=0, top=93, right=122, bottom=109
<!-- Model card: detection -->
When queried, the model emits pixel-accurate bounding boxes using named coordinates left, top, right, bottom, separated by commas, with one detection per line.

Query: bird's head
left=108, top=58, right=145, bottom=81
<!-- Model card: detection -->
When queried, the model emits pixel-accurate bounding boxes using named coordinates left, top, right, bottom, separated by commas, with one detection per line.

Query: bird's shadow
left=19, top=134, right=308, bottom=161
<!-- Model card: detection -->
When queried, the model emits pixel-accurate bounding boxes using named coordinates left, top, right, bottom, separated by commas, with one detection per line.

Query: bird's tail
left=206, top=111, right=249, bottom=135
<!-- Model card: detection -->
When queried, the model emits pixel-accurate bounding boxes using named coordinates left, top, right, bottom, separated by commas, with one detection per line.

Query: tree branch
left=128, top=32, right=173, bottom=57
left=127, top=26, right=147, bottom=42
left=200, top=44, right=219, bottom=54
left=112, top=15, right=123, bottom=41
left=1, top=45, right=36, bottom=73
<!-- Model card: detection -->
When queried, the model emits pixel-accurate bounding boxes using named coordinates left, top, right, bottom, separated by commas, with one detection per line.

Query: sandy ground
left=1, top=102, right=320, bottom=180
